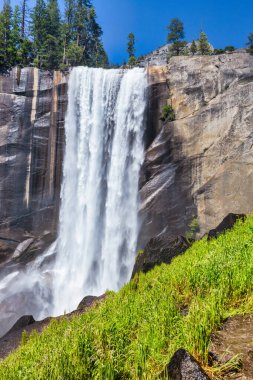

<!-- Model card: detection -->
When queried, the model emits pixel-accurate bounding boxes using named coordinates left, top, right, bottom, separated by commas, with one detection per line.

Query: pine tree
left=246, top=33, right=253, bottom=55
left=21, top=0, right=26, bottom=39
left=167, top=18, right=186, bottom=56
left=46, top=0, right=61, bottom=38
left=75, top=0, right=91, bottom=47
left=190, top=40, right=197, bottom=55
left=198, top=31, right=211, bottom=55
left=85, top=7, right=103, bottom=66
left=41, top=0, right=62, bottom=69
left=62, top=0, right=76, bottom=63
left=127, top=32, right=135, bottom=58
left=11, top=5, right=22, bottom=65
left=0, top=0, right=106, bottom=70
left=0, top=0, right=13, bottom=70
left=30, top=0, right=48, bottom=67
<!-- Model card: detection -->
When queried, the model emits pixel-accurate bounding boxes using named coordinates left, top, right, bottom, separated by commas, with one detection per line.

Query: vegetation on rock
left=160, top=104, right=176, bottom=122
left=1, top=216, right=253, bottom=378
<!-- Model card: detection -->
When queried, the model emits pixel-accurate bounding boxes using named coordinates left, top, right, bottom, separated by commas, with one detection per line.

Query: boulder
left=5, top=315, right=35, bottom=336
left=132, top=234, right=191, bottom=278
left=77, top=294, right=106, bottom=310
left=161, top=349, right=210, bottom=379
left=12, top=238, right=35, bottom=259
left=77, top=296, right=99, bottom=310
left=207, top=213, right=246, bottom=240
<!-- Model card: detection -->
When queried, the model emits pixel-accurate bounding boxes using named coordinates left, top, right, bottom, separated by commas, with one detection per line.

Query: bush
left=186, top=217, right=199, bottom=240
left=224, top=45, right=235, bottom=52
left=213, top=48, right=225, bottom=55
left=160, top=104, right=176, bottom=122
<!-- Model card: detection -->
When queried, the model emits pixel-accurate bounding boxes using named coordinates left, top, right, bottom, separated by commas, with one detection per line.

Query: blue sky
left=8, top=0, right=253, bottom=63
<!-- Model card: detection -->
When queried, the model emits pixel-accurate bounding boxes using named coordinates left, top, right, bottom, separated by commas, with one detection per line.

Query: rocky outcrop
left=207, top=213, right=246, bottom=240
left=4, top=315, right=35, bottom=335
left=161, top=349, right=210, bottom=379
left=0, top=67, right=67, bottom=262
left=77, top=294, right=106, bottom=310
left=139, top=44, right=170, bottom=67
left=132, top=235, right=190, bottom=278
left=140, top=51, right=253, bottom=247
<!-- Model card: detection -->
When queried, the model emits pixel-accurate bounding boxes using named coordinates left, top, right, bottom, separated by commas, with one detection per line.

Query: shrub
left=224, top=46, right=235, bottom=52
left=186, top=217, right=199, bottom=240
left=160, top=104, right=176, bottom=122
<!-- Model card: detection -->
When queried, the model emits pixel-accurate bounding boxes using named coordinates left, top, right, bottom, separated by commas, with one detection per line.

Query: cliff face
left=0, top=68, right=67, bottom=263
left=1, top=52, right=253, bottom=258
left=140, top=51, right=253, bottom=245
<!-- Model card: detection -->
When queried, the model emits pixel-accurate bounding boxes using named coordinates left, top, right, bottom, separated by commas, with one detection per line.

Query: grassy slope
left=1, top=216, right=253, bottom=379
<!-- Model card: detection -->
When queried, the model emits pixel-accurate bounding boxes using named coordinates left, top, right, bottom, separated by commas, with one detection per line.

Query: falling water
left=52, top=67, right=147, bottom=315
left=0, top=67, right=147, bottom=335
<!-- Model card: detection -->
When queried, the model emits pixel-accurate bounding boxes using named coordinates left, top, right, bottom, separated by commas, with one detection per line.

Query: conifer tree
left=167, top=18, right=186, bottom=56
left=85, top=7, right=107, bottom=66
left=0, top=0, right=106, bottom=70
left=30, top=0, right=47, bottom=67
left=0, top=0, right=13, bottom=69
left=190, top=40, right=197, bottom=55
left=42, top=0, right=62, bottom=69
left=246, top=33, right=253, bottom=55
left=127, top=32, right=135, bottom=58
left=62, top=0, right=76, bottom=63
left=11, top=6, right=21, bottom=62
left=198, top=31, right=211, bottom=55
left=21, top=0, right=26, bottom=38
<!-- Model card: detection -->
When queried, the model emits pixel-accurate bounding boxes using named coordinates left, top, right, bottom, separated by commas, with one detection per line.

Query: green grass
left=1, top=216, right=253, bottom=379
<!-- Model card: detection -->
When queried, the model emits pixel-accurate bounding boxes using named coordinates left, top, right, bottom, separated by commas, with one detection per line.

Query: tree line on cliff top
left=0, top=0, right=108, bottom=71
left=1, top=1, right=253, bottom=72
left=127, top=18, right=253, bottom=66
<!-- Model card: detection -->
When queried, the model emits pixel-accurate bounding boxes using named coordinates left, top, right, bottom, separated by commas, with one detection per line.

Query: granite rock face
left=0, top=68, right=67, bottom=262
left=139, top=51, right=253, bottom=246
left=1, top=53, right=253, bottom=257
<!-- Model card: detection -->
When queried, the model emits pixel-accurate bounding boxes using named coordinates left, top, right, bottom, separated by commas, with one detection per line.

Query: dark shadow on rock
left=160, top=348, right=210, bottom=379
left=4, top=315, right=35, bottom=336
left=132, top=234, right=191, bottom=278
left=207, top=213, right=246, bottom=240
left=139, top=105, right=198, bottom=250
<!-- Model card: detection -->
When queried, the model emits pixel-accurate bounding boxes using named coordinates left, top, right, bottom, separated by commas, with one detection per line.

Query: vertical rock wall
left=0, top=68, right=67, bottom=254
left=140, top=52, right=253, bottom=246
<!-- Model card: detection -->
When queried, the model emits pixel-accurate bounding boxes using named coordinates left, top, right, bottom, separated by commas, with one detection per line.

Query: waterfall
left=52, top=67, right=147, bottom=315
left=0, top=67, right=147, bottom=335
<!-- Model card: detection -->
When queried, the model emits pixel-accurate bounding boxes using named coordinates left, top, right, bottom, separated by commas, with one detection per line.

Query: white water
left=0, top=67, right=147, bottom=334
left=52, top=67, right=147, bottom=315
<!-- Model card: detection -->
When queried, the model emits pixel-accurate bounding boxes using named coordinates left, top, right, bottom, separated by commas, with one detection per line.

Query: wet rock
left=207, top=213, right=246, bottom=240
left=0, top=68, right=68, bottom=260
left=161, top=349, right=210, bottom=379
left=132, top=234, right=191, bottom=278
left=12, top=238, right=35, bottom=259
